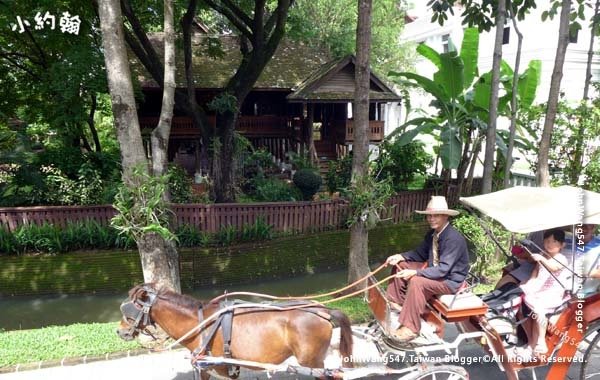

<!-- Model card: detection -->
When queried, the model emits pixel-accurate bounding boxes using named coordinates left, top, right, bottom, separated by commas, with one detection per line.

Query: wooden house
left=133, top=34, right=401, bottom=175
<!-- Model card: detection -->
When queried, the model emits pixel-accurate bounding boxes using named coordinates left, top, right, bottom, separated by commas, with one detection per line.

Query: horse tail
left=329, top=309, right=353, bottom=368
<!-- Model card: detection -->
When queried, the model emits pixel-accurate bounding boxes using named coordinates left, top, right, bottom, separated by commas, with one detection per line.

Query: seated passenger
left=384, top=196, right=469, bottom=343
left=495, top=230, right=544, bottom=290
left=516, top=229, right=569, bottom=359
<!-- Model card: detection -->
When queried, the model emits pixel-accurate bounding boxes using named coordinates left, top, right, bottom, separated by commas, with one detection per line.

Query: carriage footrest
left=430, top=293, right=488, bottom=322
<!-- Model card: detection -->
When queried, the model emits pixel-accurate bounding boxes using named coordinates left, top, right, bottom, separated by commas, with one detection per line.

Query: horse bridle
left=119, top=285, right=159, bottom=337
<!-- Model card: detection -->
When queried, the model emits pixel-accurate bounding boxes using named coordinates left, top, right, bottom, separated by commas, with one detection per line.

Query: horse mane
left=128, top=283, right=203, bottom=311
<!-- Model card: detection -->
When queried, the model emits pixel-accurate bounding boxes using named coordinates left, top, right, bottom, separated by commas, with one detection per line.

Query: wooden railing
left=333, top=120, right=385, bottom=143
left=138, top=115, right=289, bottom=137
left=0, top=190, right=438, bottom=233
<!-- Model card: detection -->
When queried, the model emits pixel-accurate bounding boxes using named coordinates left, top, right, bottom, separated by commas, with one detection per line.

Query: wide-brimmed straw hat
left=416, top=196, right=459, bottom=216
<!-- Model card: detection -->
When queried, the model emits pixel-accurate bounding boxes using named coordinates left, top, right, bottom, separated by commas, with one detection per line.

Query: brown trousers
left=386, top=261, right=452, bottom=334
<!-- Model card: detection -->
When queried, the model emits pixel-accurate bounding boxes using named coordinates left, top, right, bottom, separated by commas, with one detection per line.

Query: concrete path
left=0, top=325, right=593, bottom=380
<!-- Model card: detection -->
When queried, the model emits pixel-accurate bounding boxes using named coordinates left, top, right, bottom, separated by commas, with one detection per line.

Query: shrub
left=326, top=153, right=352, bottom=193
left=240, top=217, right=273, bottom=241
left=167, top=164, right=193, bottom=203
left=251, top=177, right=301, bottom=202
left=216, top=224, right=237, bottom=246
left=286, top=150, right=317, bottom=170
left=375, top=140, right=433, bottom=192
left=452, top=212, right=512, bottom=283
left=293, top=169, right=322, bottom=200
left=243, top=148, right=276, bottom=179
left=0, top=221, right=135, bottom=255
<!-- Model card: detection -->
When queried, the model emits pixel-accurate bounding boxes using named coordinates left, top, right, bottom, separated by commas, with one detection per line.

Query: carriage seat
left=428, top=277, right=488, bottom=322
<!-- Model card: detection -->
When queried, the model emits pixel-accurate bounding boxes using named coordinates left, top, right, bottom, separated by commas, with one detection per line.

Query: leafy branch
left=111, top=166, right=176, bottom=242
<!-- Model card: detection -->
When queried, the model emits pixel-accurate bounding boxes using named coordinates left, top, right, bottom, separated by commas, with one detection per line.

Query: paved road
left=0, top=325, right=592, bottom=380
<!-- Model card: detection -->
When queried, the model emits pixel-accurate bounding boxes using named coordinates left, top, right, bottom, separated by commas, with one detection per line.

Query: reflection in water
left=0, top=270, right=347, bottom=331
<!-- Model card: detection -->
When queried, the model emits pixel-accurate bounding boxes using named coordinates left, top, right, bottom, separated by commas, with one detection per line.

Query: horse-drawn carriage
left=118, top=186, right=600, bottom=380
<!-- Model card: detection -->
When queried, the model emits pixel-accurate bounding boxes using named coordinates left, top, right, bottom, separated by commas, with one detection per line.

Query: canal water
left=0, top=270, right=349, bottom=331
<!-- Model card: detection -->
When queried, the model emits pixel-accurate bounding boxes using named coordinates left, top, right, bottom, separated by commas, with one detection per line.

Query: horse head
left=117, top=283, right=159, bottom=341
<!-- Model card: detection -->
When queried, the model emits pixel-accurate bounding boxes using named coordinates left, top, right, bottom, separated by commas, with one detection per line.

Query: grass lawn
left=0, top=283, right=499, bottom=368
left=0, top=323, right=139, bottom=367
left=0, top=296, right=370, bottom=368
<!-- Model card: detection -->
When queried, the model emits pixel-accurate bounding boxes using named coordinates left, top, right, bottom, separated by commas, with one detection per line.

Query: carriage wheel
left=580, top=321, right=600, bottom=380
left=402, top=365, right=468, bottom=380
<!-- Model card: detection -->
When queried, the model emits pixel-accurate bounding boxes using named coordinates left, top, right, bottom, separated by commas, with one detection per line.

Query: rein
left=208, top=263, right=388, bottom=304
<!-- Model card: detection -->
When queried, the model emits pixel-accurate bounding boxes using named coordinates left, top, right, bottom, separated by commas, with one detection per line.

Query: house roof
left=131, top=34, right=331, bottom=90
left=286, top=55, right=401, bottom=103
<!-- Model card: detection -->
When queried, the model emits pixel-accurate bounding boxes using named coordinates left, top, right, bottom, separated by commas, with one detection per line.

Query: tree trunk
left=504, top=10, right=523, bottom=188
left=465, top=136, right=482, bottom=194
left=181, top=0, right=213, bottom=170
left=202, top=0, right=291, bottom=202
left=307, top=104, right=316, bottom=164
left=151, top=0, right=175, bottom=178
left=456, top=125, right=473, bottom=196
left=482, top=0, right=506, bottom=194
left=98, top=0, right=180, bottom=292
left=538, top=0, right=571, bottom=187
left=97, top=0, right=147, bottom=183
left=584, top=0, right=600, bottom=101
left=87, top=93, right=102, bottom=152
left=347, top=0, right=372, bottom=290
left=214, top=111, right=237, bottom=203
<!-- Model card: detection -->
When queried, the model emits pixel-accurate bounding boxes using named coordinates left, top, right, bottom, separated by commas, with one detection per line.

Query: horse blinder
left=118, top=288, right=157, bottom=339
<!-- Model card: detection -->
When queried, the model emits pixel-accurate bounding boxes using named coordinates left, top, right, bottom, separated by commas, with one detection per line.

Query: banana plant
left=388, top=28, right=484, bottom=169
left=388, top=27, right=541, bottom=172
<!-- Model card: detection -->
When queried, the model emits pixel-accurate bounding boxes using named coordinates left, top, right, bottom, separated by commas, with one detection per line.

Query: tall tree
left=584, top=0, right=600, bottom=100
left=504, top=5, right=524, bottom=188
left=201, top=0, right=294, bottom=202
left=0, top=1, right=106, bottom=151
left=481, top=0, right=506, bottom=194
left=287, top=0, right=410, bottom=76
left=347, top=0, right=372, bottom=288
left=98, top=0, right=180, bottom=291
left=537, top=0, right=571, bottom=187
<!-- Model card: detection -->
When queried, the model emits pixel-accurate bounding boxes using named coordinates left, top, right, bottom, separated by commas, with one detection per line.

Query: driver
left=385, top=196, right=469, bottom=343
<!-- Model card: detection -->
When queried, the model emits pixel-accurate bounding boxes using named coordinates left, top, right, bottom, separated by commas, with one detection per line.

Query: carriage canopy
left=459, top=186, right=600, bottom=234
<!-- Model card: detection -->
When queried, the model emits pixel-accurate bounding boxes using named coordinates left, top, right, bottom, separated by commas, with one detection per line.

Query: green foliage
left=287, top=0, right=413, bottom=75
left=519, top=99, right=600, bottom=185
left=167, top=164, right=193, bottom=203
left=375, top=140, right=433, bottom=192
left=111, top=167, right=176, bottom=243
left=326, top=153, right=353, bottom=193
left=0, top=221, right=134, bottom=255
left=243, top=148, right=277, bottom=179
left=250, top=177, right=302, bottom=202
left=216, top=224, right=237, bottom=246
left=39, top=164, right=104, bottom=206
left=347, top=174, right=394, bottom=230
left=584, top=149, right=600, bottom=192
left=0, top=141, right=121, bottom=207
left=240, top=217, right=273, bottom=242
left=208, top=92, right=239, bottom=114
left=390, top=28, right=540, bottom=173
left=286, top=150, right=317, bottom=170
left=175, top=225, right=212, bottom=248
left=452, top=212, right=512, bottom=282
left=293, top=169, right=322, bottom=200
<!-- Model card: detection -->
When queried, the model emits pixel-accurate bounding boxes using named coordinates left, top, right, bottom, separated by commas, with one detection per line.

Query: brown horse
left=117, top=284, right=353, bottom=378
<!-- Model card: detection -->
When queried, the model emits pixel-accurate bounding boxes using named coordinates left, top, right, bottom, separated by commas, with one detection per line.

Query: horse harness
left=119, top=285, right=159, bottom=338
left=191, top=300, right=337, bottom=378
